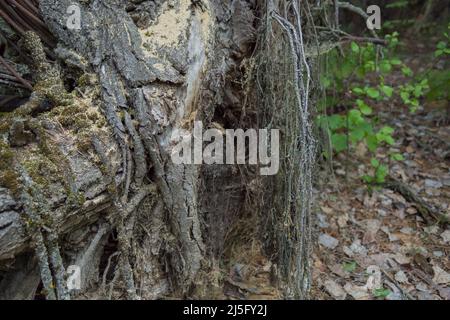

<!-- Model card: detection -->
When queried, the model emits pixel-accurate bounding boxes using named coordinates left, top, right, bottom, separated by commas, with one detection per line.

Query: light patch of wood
left=139, top=0, right=191, bottom=56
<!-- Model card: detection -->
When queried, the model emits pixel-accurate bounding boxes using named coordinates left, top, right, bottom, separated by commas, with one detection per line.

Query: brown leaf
left=363, top=219, right=381, bottom=244
left=324, top=279, right=347, bottom=300
left=413, top=254, right=434, bottom=276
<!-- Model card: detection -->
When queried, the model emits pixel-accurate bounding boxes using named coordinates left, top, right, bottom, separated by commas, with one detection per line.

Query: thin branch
left=315, top=26, right=388, bottom=45
left=10, top=0, right=49, bottom=32
left=23, top=0, right=40, bottom=16
left=0, top=55, right=32, bottom=90
left=336, top=1, right=379, bottom=39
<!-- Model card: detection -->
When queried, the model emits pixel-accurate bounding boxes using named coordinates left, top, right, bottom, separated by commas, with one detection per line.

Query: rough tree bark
left=0, top=0, right=318, bottom=299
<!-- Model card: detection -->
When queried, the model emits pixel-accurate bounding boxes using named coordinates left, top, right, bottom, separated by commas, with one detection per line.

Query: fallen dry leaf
left=344, top=283, right=370, bottom=300
left=432, top=266, right=450, bottom=285
left=440, top=230, right=450, bottom=244
left=393, top=252, right=411, bottom=265
left=318, top=233, right=339, bottom=249
left=320, top=206, right=333, bottom=215
left=395, top=270, right=409, bottom=284
left=363, top=219, right=381, bottom=243
left=324, top=279, right=346, bottom=300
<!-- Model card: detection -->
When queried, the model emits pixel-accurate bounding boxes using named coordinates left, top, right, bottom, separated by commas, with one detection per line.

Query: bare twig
left=0, top=55, right=32, bottom=90
left=102, top=251, right=120, bottom=295
left=336, top=1, right=379, bottom=39
left=381, top=177, right=449, bottom=225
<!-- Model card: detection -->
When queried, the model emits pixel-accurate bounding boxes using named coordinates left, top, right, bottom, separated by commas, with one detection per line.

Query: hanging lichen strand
left=255, top=0, right=317, bottom=299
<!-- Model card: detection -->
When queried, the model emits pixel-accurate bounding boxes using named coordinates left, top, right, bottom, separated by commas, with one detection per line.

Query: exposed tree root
left=382, top=177, right=449, bottom=225
left=16, top=166, right=69, bottom=300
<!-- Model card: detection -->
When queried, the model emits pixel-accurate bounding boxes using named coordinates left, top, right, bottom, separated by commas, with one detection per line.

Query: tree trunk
left=0, top=0, right=317, bottom=299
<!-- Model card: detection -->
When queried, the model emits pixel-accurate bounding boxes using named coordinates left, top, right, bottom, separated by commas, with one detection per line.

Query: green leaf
left=352, top=87, right=364, bottom=95
left=437, top=41, right=447, bottom=49
left=380, top=126, right=394, bottom=135
left=373, top=288, right=391, bottom=299
left=351, top=42, right=360, bottom=53
left=343, top=261, right=357, bottom=273
left=356, top=99, right=372, bottom=115
left=380, top=85, right=394, bottom=98
left=380, top=60, right=392, bottom=73
left=377, top=132, right=395, bottom=145
left=360, top=104, right=373, bottom=115
left=390, top=58, right=402, bottom=65
left=401, top=66, right=413, bottom=77
left=400, top=91, right=410, bottom=103
left=363, top=175, right=374, bottom=184
left=341, top=60, right=355, bottom=77
left=370, top=158, right=380, bottom=167
left=331, top=133, right=348, bottom=153
left=413, top=86, right=423, bottom=98
left=348, top=109, right=364, bottom=126
left=366, top=87, right=380, bottom=99
left=435, top=49, right=444, bottom=57
left=366, top=135, right=379, bottom=152
left=376, top=126, right=395, bottom=145
left=328, top=114, right=345, bottom=130
left=391, top=153, right=404, bottom=161
left=350, top=127, right=366, bottom=143
left=364, top=61, right=376, bottom=72
left=375, top=165, right=388, bottom=183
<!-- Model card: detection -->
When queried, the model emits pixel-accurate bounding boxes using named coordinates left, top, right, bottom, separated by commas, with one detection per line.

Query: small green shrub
left=317, top=33, right=410, bottom=184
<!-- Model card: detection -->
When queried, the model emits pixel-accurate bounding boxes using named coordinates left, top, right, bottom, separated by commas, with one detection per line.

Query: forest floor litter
left=312, top=38, right=449, bottom=300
